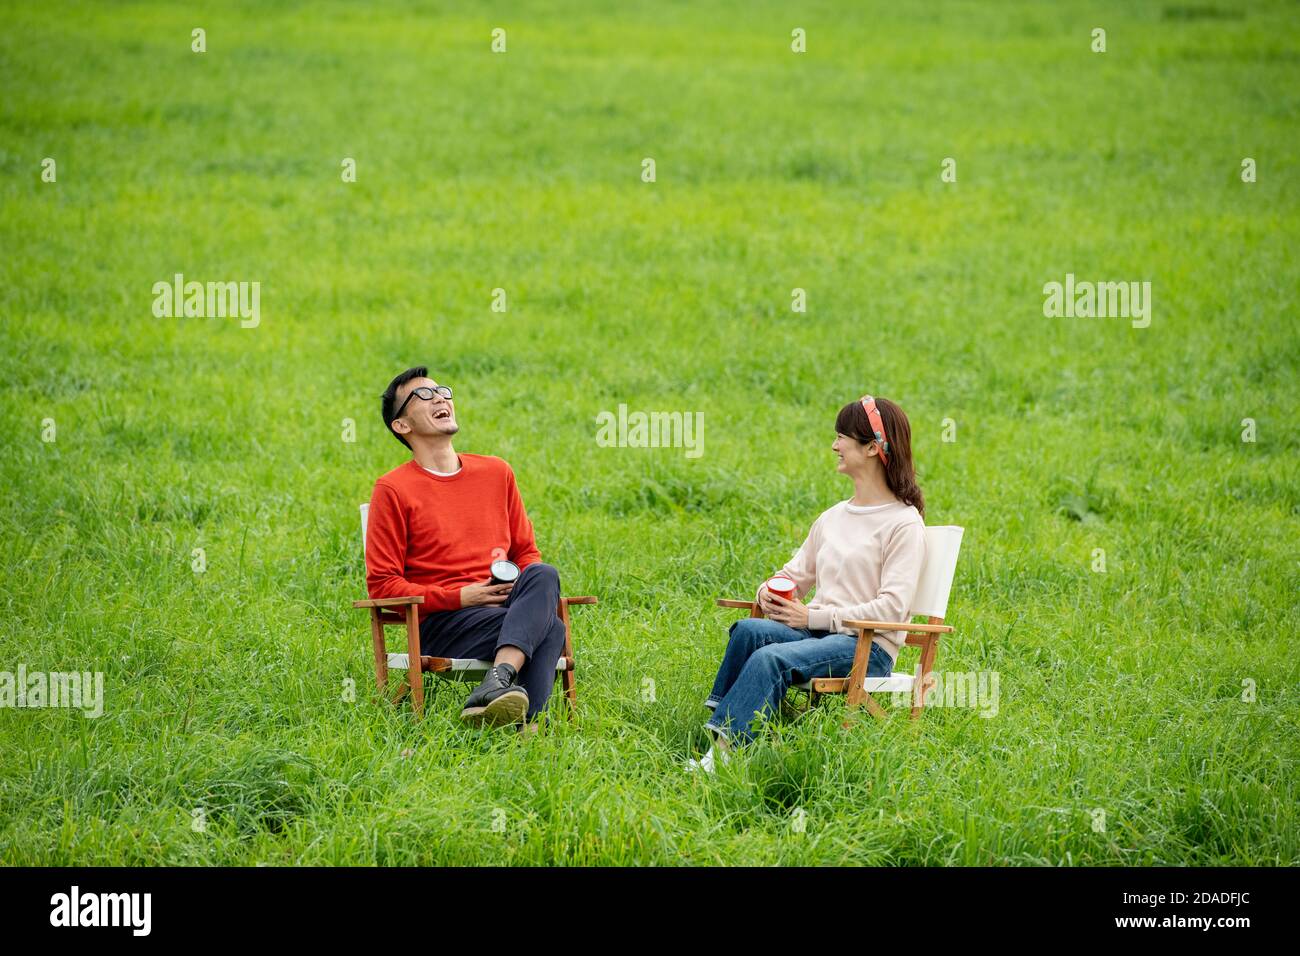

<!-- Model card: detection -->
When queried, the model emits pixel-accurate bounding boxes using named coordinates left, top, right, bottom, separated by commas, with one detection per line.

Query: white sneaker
left=685, top=748, right=715, bottom=773
left=685, top=746, right=730, bottom=773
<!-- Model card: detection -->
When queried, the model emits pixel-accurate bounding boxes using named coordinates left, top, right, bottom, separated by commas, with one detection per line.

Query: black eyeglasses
left=394, top=384, right=452, bottom=419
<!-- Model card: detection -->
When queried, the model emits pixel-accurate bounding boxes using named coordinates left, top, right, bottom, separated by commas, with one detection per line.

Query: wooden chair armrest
left=562, top=596, right=598, bottom=605
left=843, top=619, right=952, bottom=634
left=353, top=596, right=425, bottom=609
left=716, top=599, right=758, bottom=610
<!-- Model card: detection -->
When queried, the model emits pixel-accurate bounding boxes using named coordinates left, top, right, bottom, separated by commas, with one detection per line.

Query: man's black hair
left=381, top=366, right=427, bottom=450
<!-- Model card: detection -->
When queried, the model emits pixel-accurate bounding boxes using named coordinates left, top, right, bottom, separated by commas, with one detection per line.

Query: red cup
left=766, top=576, right=797, bottom=603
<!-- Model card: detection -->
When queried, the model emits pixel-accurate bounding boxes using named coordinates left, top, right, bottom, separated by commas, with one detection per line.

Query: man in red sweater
left=365, top=366, right=567, bottom=727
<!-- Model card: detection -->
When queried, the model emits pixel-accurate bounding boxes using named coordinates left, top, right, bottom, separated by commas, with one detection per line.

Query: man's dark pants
left=419, top=562, right=566, bottom=719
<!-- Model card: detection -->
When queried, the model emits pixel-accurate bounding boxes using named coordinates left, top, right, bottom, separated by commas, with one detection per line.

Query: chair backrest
left=359, top=503, right=369, bottom=550
left=912, top=525, right=964, bottom=620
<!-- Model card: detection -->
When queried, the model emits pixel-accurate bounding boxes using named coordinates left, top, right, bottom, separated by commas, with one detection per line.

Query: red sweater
left=365, top=455, right=542, bottom=616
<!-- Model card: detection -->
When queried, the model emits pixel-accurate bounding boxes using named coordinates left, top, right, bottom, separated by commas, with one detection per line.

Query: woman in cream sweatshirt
left=688, top=396, right=927, bottom=771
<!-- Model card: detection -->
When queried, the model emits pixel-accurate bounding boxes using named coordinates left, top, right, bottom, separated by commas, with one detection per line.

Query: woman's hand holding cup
left=766, top=593, right=810, bottom=628
left=762, top=575, right=808, bottom=627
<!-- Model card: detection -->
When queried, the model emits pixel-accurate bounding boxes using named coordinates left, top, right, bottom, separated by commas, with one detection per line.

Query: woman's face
left=833, top=431, right=877, bottom=475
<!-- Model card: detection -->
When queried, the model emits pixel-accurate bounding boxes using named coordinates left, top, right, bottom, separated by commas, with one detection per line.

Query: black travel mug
left=489, top=559, right=520, bottom=586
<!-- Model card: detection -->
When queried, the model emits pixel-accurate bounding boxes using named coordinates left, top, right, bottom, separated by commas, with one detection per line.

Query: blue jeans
left=704, top=617, right=894, bottom=745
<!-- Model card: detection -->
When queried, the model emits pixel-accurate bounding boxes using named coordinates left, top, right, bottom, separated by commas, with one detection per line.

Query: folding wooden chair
left=352, top=503, right=596, bottom=719
left=716, top=525, right=964, bottom=722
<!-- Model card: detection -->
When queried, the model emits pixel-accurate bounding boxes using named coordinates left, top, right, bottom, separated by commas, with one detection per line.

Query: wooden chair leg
left=910, top=666, right=928, bottom=720
left=842, top=627, right=875, bottom=727
left=911, top=629, right=940, bottom=720
left=558, top=598, right=577, bottom=720
left=369, top=608, right=388, bottom=700
left=405, top=604, right=424, bottom=718
left=561, top=668, right=576, bottom=718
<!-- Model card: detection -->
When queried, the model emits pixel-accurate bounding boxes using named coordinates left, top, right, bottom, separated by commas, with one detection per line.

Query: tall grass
left=0, top=0, right=1297, bottom=865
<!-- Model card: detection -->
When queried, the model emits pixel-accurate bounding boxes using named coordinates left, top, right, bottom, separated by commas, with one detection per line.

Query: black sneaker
left=460, top=663, right=529, bottom=727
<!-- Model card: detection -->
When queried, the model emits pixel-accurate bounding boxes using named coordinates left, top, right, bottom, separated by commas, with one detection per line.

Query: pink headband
left=860, top=395, right=890, bottom=466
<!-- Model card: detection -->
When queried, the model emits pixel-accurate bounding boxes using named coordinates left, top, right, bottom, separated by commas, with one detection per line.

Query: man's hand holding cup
left=461, top=580, right=513, bottom=607
left=462, top=559, right=520, bottom=607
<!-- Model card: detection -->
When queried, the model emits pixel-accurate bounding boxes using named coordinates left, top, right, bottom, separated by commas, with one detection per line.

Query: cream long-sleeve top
left=759, top=499, right=927, bottom=661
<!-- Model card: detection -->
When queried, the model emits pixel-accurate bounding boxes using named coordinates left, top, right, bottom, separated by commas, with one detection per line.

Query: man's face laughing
left=394, top=377, right=458, bottom=444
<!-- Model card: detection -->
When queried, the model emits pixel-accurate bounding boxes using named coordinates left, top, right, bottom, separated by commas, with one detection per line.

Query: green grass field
left=1, top=0, right=1298, bottom=865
